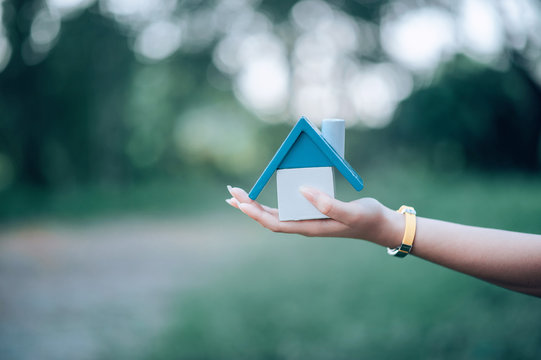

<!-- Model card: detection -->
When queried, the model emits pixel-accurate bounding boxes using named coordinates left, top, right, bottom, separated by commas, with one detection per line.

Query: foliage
left=1, top=5, right=135, bottom=187
left=0, top=1, right=240, bottom=189
left=391, top=55, right=541, bottom=171
left=0, top=0, right=540, bottom=195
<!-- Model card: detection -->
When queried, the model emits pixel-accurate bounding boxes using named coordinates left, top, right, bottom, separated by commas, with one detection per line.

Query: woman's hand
left=226, top=185, right=403, bottom=248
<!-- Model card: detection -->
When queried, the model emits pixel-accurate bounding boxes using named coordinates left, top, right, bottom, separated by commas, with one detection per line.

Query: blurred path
left=0, top=214, right=252, bottom=360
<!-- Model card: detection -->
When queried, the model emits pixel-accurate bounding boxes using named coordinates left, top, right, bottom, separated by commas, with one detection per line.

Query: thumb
left=299, top=186, right=358, bottom=224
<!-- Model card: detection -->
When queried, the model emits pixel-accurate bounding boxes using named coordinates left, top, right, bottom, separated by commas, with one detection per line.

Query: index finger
left=227, top=186, right=278, bottom=215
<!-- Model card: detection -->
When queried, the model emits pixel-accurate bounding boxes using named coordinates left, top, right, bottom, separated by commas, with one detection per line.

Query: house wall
left=276, top=167, right=335, bottom=221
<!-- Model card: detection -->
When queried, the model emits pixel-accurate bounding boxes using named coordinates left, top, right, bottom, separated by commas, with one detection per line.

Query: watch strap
left=387, top=205, right=416, bottom=258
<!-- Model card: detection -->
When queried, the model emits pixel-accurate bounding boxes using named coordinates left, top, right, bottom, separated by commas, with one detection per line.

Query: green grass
left=141, top=165, right=541, bottom=360
left=147, top=244, right=541, bottom=359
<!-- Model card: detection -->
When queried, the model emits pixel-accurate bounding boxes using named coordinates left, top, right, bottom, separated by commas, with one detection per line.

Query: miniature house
left=248, top=117, right=363, bottom=221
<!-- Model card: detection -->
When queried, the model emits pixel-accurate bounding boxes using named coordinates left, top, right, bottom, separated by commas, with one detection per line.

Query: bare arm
left=226, top=185, right=541, bottom=297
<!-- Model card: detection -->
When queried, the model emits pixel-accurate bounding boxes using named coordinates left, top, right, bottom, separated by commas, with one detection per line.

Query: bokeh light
left=47, top=0, right=95, bottom=17
left=174, top=105, right=262, bottom=175
left=0, top=0, right=11, bottom=72
left=381, top=6, right=456, bottom=72
left=134, top=20, right=182, bottom=62
left=458, top=0, right=504, bottom=62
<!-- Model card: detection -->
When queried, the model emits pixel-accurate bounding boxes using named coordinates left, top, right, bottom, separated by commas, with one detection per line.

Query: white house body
left=276, top=166, right=334, bottom=221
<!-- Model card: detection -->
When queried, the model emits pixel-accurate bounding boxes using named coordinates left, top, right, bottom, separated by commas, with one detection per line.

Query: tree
left=391, top=54, right=541, bottom=171
left=0, top=1, right=134, bottom=187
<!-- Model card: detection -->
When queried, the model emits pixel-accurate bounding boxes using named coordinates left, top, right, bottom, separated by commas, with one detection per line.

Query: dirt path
left=0, top=214, right=255, bottom=360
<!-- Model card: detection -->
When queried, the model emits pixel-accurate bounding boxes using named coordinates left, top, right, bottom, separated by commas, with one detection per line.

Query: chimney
left=321, top=119, right=345, bottom=158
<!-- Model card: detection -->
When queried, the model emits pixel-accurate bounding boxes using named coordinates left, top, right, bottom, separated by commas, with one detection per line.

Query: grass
left=147, top=247, right=541, bottom=359
left=137, top=164, right=541, bottom=360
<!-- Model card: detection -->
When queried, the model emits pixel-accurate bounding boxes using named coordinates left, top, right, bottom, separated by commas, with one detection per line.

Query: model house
left=248, top=116, right=363, bottom=221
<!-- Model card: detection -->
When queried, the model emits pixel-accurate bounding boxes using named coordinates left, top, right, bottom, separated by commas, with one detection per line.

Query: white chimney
left=321, top=119, right=345, bottom=158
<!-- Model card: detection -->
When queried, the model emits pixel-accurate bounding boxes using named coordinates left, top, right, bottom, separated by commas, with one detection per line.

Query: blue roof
left=248, top=117, right=364, bottom=200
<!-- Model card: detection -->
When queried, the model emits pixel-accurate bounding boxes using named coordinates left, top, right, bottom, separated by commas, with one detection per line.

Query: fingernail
left=238, top=202, right=248, bottom=213
left=299, top=186, right=318, bottom=201
left=238, top=202, right=252, bottom=212
left=225, top=198, right=233, bottom=206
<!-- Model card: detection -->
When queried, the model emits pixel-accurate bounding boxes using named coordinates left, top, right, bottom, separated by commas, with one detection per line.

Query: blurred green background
left=1, top=0, right=540, bottom=359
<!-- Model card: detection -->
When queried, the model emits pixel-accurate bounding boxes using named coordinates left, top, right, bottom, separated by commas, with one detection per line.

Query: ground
left=0, top=214, right=252, bottom=360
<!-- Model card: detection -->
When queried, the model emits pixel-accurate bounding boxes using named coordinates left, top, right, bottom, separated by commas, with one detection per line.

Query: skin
left=226, top=185, right=541, bottom=298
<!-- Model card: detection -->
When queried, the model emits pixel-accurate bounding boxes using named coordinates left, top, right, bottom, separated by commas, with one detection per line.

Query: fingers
left=237, top=202, right=348, bottom=237
left=225, top=198, right=240, bottom=209
left=261, top=204, right=279, bottom=215
left=238, top=202, right=283, bottom=232
left=227, top=185, right=251, bottom=203
left=299, top=186, right=361, bottom=226
left=225, top=185, right=351, bottom=238
left=226, top=186, right=278, bottom=215
left=226, top=196, right=278, bottom=215
left=227, top=185, right=261, bottom=211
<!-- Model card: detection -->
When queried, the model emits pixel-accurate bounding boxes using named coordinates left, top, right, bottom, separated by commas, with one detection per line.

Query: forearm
left=379, top=209, right=541, bottom=296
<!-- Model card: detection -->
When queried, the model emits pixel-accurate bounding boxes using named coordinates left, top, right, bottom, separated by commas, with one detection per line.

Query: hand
left=226, top=185, right=402, bottom=247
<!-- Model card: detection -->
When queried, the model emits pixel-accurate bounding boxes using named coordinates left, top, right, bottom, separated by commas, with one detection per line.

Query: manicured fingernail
left=299, top=186, right=318, bottom=201
left=226, top=198, right=243, bottom=210
left=238, top=202, right=252, bottom=213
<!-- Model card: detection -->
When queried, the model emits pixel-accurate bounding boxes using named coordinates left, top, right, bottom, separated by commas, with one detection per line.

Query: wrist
left=373, top=206, right=404, bottom=248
